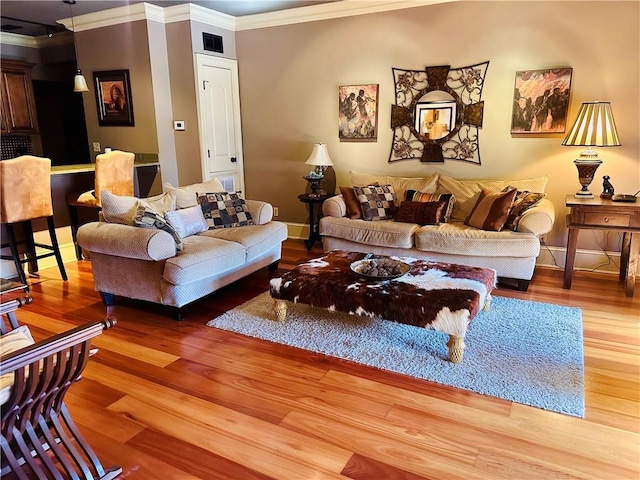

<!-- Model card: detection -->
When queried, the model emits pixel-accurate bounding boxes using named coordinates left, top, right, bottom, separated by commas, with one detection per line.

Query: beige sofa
left=77, top=179, right=288, bottom=319
left=319, top=171, right=555, bottom=291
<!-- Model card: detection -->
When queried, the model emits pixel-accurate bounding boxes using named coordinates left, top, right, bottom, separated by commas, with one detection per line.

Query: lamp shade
left=562, top=101, right=621, bottom=147
left=305, top=143, right=334, bottom=167
left=73, top=70, right=89, bottom=92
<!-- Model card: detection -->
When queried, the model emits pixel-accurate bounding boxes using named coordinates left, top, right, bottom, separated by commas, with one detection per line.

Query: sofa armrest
left=322, top=194, right=347, bottom=218
left=516, top=198, right=555, bottom=236
left=77, top=222, right=176, bottom=261
left=245, top=200, right=273, bottom=225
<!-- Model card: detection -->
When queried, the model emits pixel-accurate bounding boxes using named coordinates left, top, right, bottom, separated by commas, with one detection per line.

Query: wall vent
left=203, top=33, right=223, bottom=53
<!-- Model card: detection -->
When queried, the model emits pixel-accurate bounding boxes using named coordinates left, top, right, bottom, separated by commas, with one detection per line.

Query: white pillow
left=165, top=205, right=209, bottom=238
left=0, top=325, right=35, bottom=406
left=101, top=190, right=177, bottom=225
left=163, top=178, right=225, bottom=209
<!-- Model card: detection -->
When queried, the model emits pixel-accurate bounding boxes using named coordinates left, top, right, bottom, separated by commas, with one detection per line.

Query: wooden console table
left=564, top=195, right=640, bottom=297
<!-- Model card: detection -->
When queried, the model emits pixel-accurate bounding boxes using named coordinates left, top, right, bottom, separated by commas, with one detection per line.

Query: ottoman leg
left=447, top=335, right=466, bottom=364
left=273, top=299, right=287, bottom=322
left=483, top=294, right=492, bottom=312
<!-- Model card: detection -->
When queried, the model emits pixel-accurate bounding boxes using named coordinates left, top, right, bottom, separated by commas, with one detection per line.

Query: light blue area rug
left=208, top=292, right=585, bottom=417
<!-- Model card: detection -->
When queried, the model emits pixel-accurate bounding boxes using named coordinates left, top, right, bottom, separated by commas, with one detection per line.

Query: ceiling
left=0, top=1, right=337, bottom=36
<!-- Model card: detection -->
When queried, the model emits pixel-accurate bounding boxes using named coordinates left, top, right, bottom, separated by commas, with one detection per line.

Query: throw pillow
left=353, top=184, right=397, bottom=221
left=164, top=178, right=225, bottom=209
left=339, top=186, right=362, bottom=219
left=0, top=325, right=35, bottom=405
left=198, top=191, right=256, bottom=229
left=350, top=171, right=439, bottom=206
left=134, top=205, right=183, bottom=251
left=164, top=205, right=209, bottom=238
left=405, top=190, right=456, bottom=223
left=394, top=201, right=445, bottom=226
left=503, top=187, right=546, bottom=231
left=101, top=190, right=176, bottom=225
left=465, top=188, right=517, bottom=231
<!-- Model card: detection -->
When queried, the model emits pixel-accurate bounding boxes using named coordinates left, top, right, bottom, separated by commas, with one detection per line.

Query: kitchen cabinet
left=1, top=60, right=39, bottom=134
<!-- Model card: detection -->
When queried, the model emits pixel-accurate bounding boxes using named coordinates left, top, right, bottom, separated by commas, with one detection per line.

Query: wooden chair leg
left=22, top=220, right=39, bottom=275
left=68, top=204, right=83, bottom=261
left=4, top=223, right=27, bottom=285
left=47, top=216, right=68, bottom=281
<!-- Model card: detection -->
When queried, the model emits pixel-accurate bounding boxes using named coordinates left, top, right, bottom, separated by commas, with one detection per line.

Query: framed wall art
left=511, top=68, right=572, bottom=134
left=338, top=84, right=378, bottom=142
left=93, top=69, right=135, bottom=127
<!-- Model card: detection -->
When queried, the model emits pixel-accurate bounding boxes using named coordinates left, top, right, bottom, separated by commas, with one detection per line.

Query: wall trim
left=163, top=4, right=236, bottom=30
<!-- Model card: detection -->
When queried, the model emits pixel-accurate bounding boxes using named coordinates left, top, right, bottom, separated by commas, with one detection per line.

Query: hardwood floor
left=10, top=239, right=640, bottom=479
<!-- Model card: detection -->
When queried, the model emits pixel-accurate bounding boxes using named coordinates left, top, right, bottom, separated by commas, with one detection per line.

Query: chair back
left=94, top=150, right=135, bottom=206
left=0, top=156, right=53, bottom=224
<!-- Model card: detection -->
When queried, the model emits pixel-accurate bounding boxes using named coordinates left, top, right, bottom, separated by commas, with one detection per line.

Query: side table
left=564, top=195, right=640, bottom=297
left=298, top=193, right=335, bottom=250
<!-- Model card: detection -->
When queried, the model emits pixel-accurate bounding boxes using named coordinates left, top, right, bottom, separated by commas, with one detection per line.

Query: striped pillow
left=465, top=188, right=517, bottom=231
left=405, top=190, right=456, bottom=223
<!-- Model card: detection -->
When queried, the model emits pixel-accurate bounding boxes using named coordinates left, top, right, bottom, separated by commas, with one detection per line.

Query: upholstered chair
left=67, top=150, right=135, bottom=259
left=0, top=155, right=67, bottom=285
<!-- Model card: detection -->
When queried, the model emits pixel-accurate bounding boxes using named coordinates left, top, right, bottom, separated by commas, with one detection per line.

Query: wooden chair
left=67, top=150, right=135, bottom=260
left=0, top=316, right=122, bottom=479
left=0, top=155, right=67, bottom=285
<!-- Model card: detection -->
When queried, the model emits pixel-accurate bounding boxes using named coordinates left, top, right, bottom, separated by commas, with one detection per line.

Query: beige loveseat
left=77, top=178, right=288, bottom=319
left=319, top=171, right=555, bottom=291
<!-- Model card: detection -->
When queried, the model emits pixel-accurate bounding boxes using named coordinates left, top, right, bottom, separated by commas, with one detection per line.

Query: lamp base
left=574, top=191, right=594, bottom=199
left=573, top=158, right=602, bottom=201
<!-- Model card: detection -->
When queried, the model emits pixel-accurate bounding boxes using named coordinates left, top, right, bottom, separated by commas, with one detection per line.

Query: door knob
left=230, top=157, right=237, bottom=163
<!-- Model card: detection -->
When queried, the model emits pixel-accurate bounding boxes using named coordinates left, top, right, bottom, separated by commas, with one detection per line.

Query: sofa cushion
left=353, top=185, right=397, bottom=221
left=134, top=206, right=183, bottom=251
left=504, top=189, right=546, bottom=231
left=319, top=217, right=418, bottom=249
left=465, top=188, right=517, bottom=231
left=394, top=201, right=445, bottom=226
left=199, top=221, right=288, bottom=262
left=405, top=190, right=456, bottom=223
left=350, top=171, right=439, bottom=205
left=163, top=236, right=245, bottom=286
left=339, top=186, right=362, bottom=219
left=164, top=205, right=209, bottom=238
left=414, top=221, right=540, bottom=258
left=438, top=174, right=549, bottom=221
left=198, top=192, right=255, bottom=229
left=101, top=190, right=176, bottom=225
left=164, top=178, right=225, bottom=209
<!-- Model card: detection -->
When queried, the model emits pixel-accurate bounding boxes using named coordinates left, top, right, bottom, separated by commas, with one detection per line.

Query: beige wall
left=77, top=21, right=159, bottom=162
left=236, top=1, right=640, bottom=251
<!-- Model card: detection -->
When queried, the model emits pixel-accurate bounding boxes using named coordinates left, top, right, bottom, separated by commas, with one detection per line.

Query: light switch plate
left=92, top=142, right=101, bottom=152
left=174, top=120, right=185, bottom=130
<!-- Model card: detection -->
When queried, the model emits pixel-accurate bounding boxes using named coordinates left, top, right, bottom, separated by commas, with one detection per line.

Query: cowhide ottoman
left=269, top=250, right=496, bottom=363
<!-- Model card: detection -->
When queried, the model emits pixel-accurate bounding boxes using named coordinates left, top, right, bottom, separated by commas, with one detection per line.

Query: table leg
left=625, top=233, right=639, bottom=297
left=563, top=227, right=579, bottom=289
left=304, top=203, right=317, bottom=250
left=446, top=335, right=465, bottom=364
left=619, top=232, right=631, bottom=282
left=273, top=299, right=287, bottom=321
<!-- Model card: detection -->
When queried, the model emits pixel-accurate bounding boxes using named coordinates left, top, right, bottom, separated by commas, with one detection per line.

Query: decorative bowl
left=350, top=257, right=410, bottom=280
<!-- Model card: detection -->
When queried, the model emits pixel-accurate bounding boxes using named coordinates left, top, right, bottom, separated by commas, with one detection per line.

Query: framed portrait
left=511, top=68, right=572, bottom=134
left=338, top=84, right=379, bottom=142
left=93, top=69, right=135, bottom=127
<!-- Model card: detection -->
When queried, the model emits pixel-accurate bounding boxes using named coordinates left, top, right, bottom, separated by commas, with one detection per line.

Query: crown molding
left=57, top=2, right=164, bottom=32
left=235, top=0, right=455, bottom=31
left=0, top=32, right=38, bottom=48
left=163, top=4, right=236, bottom=31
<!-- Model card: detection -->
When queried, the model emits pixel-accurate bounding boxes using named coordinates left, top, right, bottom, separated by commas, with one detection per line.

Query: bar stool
left=66, top=150, right=135, bottom=260
left=0, top=155, right=67, bottom=285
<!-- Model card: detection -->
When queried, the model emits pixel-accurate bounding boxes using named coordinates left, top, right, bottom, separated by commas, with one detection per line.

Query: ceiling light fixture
left=63, top=0, right=88, bottom=93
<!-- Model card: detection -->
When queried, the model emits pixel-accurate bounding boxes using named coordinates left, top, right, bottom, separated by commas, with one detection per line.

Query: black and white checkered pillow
left=353, top=184, right=397, bottom=221
left=198, top=191, right=256, bottom=229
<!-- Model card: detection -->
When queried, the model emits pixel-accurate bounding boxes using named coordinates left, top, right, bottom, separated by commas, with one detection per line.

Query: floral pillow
left=502, top=187, right=546, bottom=231
left=134, top=206, right=183, bottom=251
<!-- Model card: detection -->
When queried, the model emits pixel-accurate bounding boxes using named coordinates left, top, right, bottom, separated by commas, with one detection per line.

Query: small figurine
left=600, top=175, right=615, bottom=199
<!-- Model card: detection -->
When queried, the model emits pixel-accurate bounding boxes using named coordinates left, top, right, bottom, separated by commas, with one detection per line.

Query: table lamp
left=562, top=101, right=620, bottom=198
left=304, top=143, right=333, bottom=197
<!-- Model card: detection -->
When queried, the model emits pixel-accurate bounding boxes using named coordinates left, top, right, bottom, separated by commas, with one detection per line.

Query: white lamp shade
left=305, top=143, right=334, bottom=167
left=562, top=101, right=620, bottom=147
left=74, top=71, right=89, bottom=93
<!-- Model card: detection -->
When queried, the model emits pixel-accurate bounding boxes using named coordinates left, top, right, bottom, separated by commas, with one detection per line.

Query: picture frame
left=414, top=100, right=457, bottom=140
left=338, top=84, right=379, bottom=142
left=93, top=69, right=135, bottom=127
left=511, top=68, right=572, bottom=134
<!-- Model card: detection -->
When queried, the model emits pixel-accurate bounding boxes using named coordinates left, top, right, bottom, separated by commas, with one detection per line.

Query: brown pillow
left=340, top=186, right=362, bottom=219
left=353, top=184, right=396, bottom=221
left=465, top=188, right=517, bottom=231
left=405, top=190, right=456, bottom=223
left=502, top=187, right=546, bottom=231
left=394, top=201, right=445, bottom=226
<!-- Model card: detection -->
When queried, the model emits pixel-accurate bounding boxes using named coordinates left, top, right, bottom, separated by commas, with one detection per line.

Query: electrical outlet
left=273, top=207, right=279, bottom=217
left=92, top=142, right=101, bottom=152
left=540, top=234, right=547, bottom=244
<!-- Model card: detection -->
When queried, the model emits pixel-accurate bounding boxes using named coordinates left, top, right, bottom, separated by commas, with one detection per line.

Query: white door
left=195, top=54, right=244, bottom=192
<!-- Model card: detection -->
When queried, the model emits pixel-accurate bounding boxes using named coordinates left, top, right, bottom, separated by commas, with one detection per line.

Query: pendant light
left=63, top=0, right=89, bottom=92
